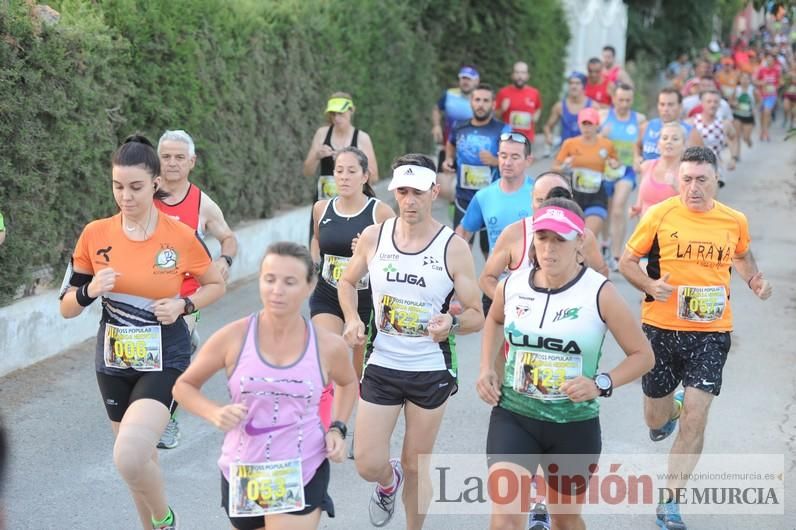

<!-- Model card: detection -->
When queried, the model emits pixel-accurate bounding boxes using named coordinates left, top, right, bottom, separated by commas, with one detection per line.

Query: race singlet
left=321, top=254, right=369, bottom=290
left=571, top=167, right=603, bottom=194
left=512, top=349, right=583, bottom=402
left=509, top=111, right=532, bottom=130
left=460, top=164, right=492, bottom=191
left=376, top=293, right=433, bottom=338
left=735, top=93, right=753, bottom=117
left=677, top=286, right=727, bottom=322
left=103, top=324, right=163, bottom=371
left=228, top=459, right=304, bottom=517
left=317, top=175, right=337, bottom=200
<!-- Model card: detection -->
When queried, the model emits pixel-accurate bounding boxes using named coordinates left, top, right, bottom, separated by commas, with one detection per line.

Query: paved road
left=1, top=134, right=794, bottom=529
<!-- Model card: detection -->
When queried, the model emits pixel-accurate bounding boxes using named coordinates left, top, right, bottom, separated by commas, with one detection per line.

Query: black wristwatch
left=328, top=420, right=347, bottom=439
left=221, top=254, right=234, bottom=267
left=450, top=315, right=461, bottom=333
left=594, top=373, right=613, bottom=397
left=182, top=297, right=196, bottom=316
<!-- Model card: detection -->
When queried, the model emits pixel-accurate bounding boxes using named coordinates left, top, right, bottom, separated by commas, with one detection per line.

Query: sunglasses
left=500, top=132, right=529, bottom=144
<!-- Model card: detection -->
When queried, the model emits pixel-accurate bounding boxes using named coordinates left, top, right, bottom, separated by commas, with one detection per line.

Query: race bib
left=321, top=254, right=369, bottom=290
left=376, top=293, right=433, bottom=338
left=764, top=84, right=776, bottom=94
left=229, top=459, right=304, bottom=517
left=317, top=175, right=337, bottom=200
left=512, top=349, right=583, bottom=402
left=509, top=111, right=532, bottom=129
left=677, top=285, right=726, bottom=322
left=736, top=101, right=752, bottom=115
left=571, top=167, right=603, bottom=194
left=103, top=324, right=162, bottom=371
left=721, top=85, right=735, bottom=99
left=613, top=141, right=635, bottom=166
left=603, top=164, right=626, bottom=182
left=460, top=164, right=492, bottom=191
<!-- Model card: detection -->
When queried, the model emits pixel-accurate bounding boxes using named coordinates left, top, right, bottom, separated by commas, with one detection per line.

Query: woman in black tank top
left=309, top=147, right=394, bottom=430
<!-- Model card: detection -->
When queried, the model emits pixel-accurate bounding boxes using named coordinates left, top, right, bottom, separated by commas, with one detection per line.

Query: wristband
left=327, top=420, right=347, bottom=439
left=75, top=283, right=97, bottom=307
left=221, top=254, right=233, bottom=267
left=747, top=276, right=754, bottom=289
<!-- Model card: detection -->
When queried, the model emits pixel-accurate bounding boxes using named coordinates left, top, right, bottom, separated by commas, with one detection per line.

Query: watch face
left=595, top=374, right=611, bottom=390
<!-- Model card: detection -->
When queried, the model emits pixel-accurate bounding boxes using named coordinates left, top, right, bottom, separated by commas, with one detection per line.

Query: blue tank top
left=460, top=177, right=534, bottom=252
left=602, top=109, right=640, bottom=166
left=561, top=98, right=592, bottom=142
left=641, top=119, right=694, bottom=160
left=449, top=118, right=512, bottom=206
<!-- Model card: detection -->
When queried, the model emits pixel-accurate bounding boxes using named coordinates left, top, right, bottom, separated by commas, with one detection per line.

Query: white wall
left=562, top=0, right=628, bottom=76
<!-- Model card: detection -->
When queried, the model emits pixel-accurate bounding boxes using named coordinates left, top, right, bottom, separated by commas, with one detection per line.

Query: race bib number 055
left=677, top=285, right=726, bottom=322
left=321, top=254, right=369, bottom=290
left=229, top=459, right=304, bottom=517
left=512, top=349, right=583, bottom=402
left=377, top=294, right=433, bottom=338
left=103, top=324, right=162, bottom=371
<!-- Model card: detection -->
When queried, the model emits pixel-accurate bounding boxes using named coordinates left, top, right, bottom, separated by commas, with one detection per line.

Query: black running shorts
left=360, top=364, right=457, bottom=409
left=96, top=368, right=181, bottom=422
left=641, top=323, right=731, bottom=398
left=486, top=406, right=601, bottom=496
left=221, top=459, right=334, bottom=529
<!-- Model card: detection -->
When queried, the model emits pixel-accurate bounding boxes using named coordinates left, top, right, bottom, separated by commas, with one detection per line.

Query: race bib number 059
left=377, top=294, right=433, bottom=338
left=321, top=254, right=369, bottom=290
left=677, top=285, right=726, bottom=322
left=229, top=459, right=304, bottom=517
left=103, top=324, right=162, bottom=371
left=512, top=349, right=583, bottom=402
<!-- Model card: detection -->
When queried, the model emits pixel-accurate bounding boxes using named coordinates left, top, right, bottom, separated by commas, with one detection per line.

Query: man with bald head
left=496, top=61, right=542, bottom=145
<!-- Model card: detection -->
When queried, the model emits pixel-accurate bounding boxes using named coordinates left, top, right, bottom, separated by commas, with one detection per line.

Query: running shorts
left=96, top=368, right=181, bottom=422
left=761, top=95, right=777, bottom=110
left=309, top=281, right=372, bottom=324
left=603, top=167, right=637, bottom=197
left=641, top=323, right=731, bottom=398
left=573, top=184, right=608, bottom=220
left=733, top=114, right=755, bottom=125
left=486, top=406, right=601, bottom=496
left=360, top=364, right=457, bottom=409
left=221, top=459, right=334, bottom=529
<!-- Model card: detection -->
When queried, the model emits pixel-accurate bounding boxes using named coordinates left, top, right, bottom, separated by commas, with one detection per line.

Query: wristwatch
left=594, top=373, right=613, bottom=397
left=181, top=297, right=196, bottom=316
left=328, top=420, right=347, bottom=439
left=221, top=254, right=233, bottom=267
left=450, top=314, right=461, bottom=333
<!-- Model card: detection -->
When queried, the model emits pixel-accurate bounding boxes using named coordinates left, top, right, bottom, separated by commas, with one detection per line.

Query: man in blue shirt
left=455, top=131, right=533, bottom=313
left=444, top=83, right=511, bottom=258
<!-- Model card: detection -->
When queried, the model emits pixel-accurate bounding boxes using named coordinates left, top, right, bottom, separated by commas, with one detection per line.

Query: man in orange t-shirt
left=495, top=61, right=542, bottom=143
left=618, top=146, right=771, bottom=530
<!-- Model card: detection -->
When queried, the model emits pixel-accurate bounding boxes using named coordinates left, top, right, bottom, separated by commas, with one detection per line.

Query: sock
left=378, top=466, right=398, bottom=494
left=152, top=507, right=173, bottom=526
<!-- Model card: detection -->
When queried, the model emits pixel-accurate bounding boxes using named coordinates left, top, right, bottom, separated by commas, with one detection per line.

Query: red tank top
left=155, top=184, right=202, bottom=297
left=585, top=79, right=612, bottom=106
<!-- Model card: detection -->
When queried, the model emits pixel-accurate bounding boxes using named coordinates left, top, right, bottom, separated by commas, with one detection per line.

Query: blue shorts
left=603, top=167, right=637, bottom=197
left=584, top=205, right=608, bottom=219
left=761, top=95, right=777, bottom=111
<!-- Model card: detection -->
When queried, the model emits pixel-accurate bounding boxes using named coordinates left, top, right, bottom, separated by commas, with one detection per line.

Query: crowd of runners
left=0, top=8, right=783, bottom=530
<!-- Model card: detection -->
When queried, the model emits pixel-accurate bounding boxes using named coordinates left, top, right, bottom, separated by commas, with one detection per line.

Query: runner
left=599, top=83, right=647, bottom=271
left=443, top=83, right=511, bottom=259
left=683, top=77, right=733, bottom=121
left=692, top=89, right=739, bottom=180
left=584, top=58, right=613, bottom=108
left=731, top=72, right=758, bottom=150
left=631, top=122, right=685, bottom=218
left=715, top=57, right=740, bottom=101
left=59, top=135, right=226, bottom=530
left=172, top=242, right=358, bottom=530
left=755, top=51, right=782, bottom=141
left=639, top=87, right=703, bottom=162
left=552, top=107, right=620, bottom=238
left=310, top=146, right=395, bottom=430
left=601, top=45, right=633, bottom=86
left=619, top=146, right=772, bottom=530
left=455, top=131, right=534, bottom=315
left=432, top=65, right=479, bottom=171
left=495, top=62, right=543, bottom=146
left=303, top=93, right=379, bottom=242
left=338, top=154, right=485, bottom=529
left=782, top=62, right=796, bottom=130
left=543, top=72, right=593, bottom=157
left=476, top=197, right=654, bottom=530
left=155, top=129, right=239, bottom=449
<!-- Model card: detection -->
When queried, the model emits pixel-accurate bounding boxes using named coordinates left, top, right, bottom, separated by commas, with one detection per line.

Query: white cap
left=388, top=165, right=437, bottom=191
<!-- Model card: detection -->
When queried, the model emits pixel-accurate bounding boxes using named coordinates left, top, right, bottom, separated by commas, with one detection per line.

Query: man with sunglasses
left=455, top=131, right=534, bottom=314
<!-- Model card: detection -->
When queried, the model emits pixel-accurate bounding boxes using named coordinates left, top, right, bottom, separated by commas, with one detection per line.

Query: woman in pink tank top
left=631, top=122, right=685, bottom=217
left=173, top=242, right=357, bottom=530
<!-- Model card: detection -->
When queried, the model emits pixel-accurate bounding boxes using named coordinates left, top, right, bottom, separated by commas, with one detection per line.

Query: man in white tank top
left=338, top=154, right=484, bottom=529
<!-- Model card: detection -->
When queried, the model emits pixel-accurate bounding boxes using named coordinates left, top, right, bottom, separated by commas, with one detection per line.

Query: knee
left=678, top=409, right=707, bottom=441
left=355, top=455, right=387, bottom=483
left=113, top=435, right=153, bottom=484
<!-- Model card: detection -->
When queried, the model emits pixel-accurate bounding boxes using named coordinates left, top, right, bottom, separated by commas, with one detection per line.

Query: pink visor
left=532, top=206, right=585, bottom=240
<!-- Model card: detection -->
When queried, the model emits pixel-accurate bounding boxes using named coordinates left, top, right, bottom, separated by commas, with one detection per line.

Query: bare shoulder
left=375, top=201, right=396, bottom=221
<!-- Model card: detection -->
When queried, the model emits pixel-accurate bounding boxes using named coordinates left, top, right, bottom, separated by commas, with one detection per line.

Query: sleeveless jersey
left=602, top=109, right=639, bottom=167
left=459, top=177, right=533, bottom=252
left=561, top=98, right=592, bottom=142
left=317, top=126, right=359, bottom=200
left=694, top=114, right=726, bottom=160
left=366, top=218, right=456, bottom=373
left=155, top=184, right=203, bottom=297
left=585, top=79, right=612, bottom=106
left=733, top=86, right=755, bottom=118
left=641, top=119, right=694, bottom=160
left=218, top=315, right=326, bottom=485
left=500, top=266, right=608, bottom=423
left=508, top=217, right=536, bottom=272
left=317, top=197, right=378, bottom=295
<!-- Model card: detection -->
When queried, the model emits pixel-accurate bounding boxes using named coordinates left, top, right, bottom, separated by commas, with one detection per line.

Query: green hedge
left=0, top=0, right=568, bottom=305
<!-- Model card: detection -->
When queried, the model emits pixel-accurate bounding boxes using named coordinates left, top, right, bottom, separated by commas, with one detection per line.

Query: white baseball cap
left=388, top=164, right=437, bottom=191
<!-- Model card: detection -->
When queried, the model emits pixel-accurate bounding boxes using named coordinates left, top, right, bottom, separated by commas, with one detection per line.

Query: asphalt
left=1, top=128, right=794, bottom=529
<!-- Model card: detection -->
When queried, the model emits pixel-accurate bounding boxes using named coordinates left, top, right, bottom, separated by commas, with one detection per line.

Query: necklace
left=123, top=205, right=154, bottom=236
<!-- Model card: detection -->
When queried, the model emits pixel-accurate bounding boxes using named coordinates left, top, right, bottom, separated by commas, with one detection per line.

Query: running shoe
left=368, top=458, right=403, bottom=527
left=152, top=507, right=178, bottom=530
left=650, top=390, right=684, bottom=442
left=157, top=418, right=181, bottom=449
left=527, top=501, right=551, bottom=529
left=656, top=501, right=686, bottom=529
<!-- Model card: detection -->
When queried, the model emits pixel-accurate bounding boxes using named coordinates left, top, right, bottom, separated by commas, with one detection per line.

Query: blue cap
left=568, top=71, right=587, bottom=86
left=458, top=66, right=479, bottom=79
